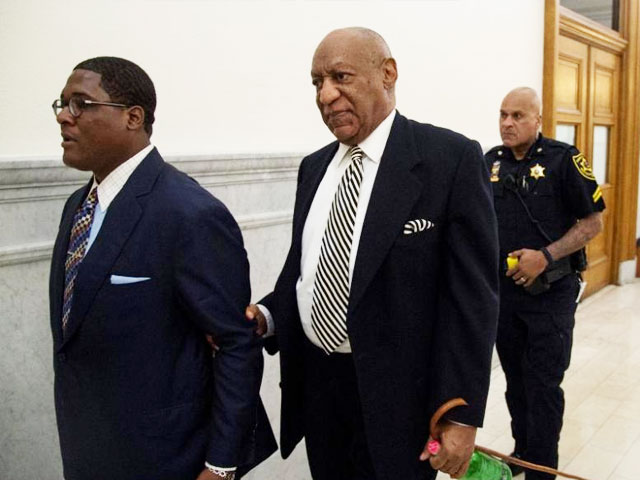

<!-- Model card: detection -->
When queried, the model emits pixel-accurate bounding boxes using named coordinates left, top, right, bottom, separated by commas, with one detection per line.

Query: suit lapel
left=58, top=149, right=163, bottom=350
left=50, top=184, right=91, bottom=348
left=349, top=114, right=423, bottom=313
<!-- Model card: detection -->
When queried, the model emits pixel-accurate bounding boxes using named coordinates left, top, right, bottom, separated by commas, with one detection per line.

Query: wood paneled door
left=555, top=34, right=619, bottom=296
left=543, top=0, right=640, bottom=297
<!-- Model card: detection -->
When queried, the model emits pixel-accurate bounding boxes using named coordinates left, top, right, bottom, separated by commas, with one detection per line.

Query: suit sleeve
left=174, top=197, right=263, bottom=467
left=430, top=140, right=500, bottom=427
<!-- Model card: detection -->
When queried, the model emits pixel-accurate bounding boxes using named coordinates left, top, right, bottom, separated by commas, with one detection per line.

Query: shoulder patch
left=572, top=153, right=596, bottom=181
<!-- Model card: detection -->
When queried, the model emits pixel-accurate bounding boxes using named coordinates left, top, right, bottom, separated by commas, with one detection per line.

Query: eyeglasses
left=51, top=97, right=132, bottom=118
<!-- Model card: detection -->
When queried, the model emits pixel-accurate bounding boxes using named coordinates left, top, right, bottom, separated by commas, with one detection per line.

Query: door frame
left=543, top=0, right=640, bottom=284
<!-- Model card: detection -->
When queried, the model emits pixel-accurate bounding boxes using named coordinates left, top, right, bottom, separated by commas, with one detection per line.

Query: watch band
left=206, top=465, right=236, bottom=479
left=540, top=246, right=554, bottom=267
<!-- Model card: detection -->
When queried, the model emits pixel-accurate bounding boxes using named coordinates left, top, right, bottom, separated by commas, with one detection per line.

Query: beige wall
left=0, top=0, right=544, bottom=159
left=0, top=0, right=545, bottom=478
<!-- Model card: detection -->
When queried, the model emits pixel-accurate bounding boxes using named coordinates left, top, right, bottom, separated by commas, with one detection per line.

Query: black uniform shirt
left=485, top=134, right=605, bottom=309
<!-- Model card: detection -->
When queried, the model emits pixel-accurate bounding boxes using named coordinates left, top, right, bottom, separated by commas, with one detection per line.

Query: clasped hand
left=506, top=248, right=548, bottom=288
left=204, top=304, right=267, bottom=350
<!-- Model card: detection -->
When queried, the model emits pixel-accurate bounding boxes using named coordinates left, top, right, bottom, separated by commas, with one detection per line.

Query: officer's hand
left=507, top=248, right=548, bottom=287
left=246, top=304, right=267, bottom=336
left=419, top=422, right=476, bottom=478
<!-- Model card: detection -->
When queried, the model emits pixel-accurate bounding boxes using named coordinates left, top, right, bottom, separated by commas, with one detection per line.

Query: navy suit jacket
left=264, top=114, right=500, bottom=479
left=49, top=148, right=276, bottom=480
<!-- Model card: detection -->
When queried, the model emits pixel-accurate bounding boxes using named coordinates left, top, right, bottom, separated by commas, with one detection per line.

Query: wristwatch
left=540, top=246, right=554, bottom=268
left=206, top=465, right=236, bottom=479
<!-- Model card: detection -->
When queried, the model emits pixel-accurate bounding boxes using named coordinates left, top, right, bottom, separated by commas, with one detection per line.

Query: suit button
left=58, top=353, right=66, bottom=363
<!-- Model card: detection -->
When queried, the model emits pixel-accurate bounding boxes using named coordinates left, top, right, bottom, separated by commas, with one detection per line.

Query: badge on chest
left=529, top=163, right=545, bottom=180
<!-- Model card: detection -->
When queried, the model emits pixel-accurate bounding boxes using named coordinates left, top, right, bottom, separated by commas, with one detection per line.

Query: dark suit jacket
left=264, top=113, right=499, bottom=479
left=49, top=148, right=276, bottom=480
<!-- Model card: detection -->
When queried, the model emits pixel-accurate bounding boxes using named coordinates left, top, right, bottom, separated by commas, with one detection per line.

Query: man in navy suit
left=49, top=57, right=275, bottom=480
left=247, top=28, right=500, bottom=480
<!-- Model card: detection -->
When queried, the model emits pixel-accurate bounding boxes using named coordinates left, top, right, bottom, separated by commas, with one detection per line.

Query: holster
left=525, top=257, right=573, bottom=296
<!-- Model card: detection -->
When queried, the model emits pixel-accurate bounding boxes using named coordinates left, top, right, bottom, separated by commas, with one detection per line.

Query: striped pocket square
left=403, top=219, right=434, bottom=235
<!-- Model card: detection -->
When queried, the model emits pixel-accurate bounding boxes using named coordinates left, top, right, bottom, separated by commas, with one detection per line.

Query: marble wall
left=0, top=153, right=309, bottom=479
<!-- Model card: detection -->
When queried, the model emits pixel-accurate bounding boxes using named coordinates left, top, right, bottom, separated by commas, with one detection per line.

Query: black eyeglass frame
left=51, top=97, right=132, bottom=118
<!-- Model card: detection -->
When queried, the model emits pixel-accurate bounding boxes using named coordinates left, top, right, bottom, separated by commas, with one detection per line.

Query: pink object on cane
left=427, top=440, right=441, bottom=455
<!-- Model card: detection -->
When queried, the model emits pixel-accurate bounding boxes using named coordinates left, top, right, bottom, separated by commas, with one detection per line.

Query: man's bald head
left=504, top=87, right=541, bottom=115
left=316, top=27, right=392, bottom=67
left=311, top=27, right=398, bottom=145
left=500, top=87, right=542, bottom=159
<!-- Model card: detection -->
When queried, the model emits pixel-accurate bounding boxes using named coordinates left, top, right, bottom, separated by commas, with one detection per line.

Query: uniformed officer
left=485, top=87, right=605, bottom=479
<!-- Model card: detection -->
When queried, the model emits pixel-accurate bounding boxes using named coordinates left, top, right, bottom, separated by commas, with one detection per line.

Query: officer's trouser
left=496, top=307, right=575, bottom=480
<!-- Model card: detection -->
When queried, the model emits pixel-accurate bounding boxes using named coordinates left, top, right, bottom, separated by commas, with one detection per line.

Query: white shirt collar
left=91, top=143, right=154, bottom=211
left=335, top=109, right=397, bottom=165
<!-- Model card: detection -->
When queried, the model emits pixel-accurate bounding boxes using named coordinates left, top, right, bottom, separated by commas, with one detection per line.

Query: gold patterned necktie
left=62, top=187, right=99, bottom=334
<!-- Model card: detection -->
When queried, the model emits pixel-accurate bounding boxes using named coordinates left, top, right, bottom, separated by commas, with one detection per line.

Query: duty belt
left=544, top=256, right=573, bottom=283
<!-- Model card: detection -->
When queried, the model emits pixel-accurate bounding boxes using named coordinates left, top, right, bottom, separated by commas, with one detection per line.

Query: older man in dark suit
left=247, top=28, right=500, bottom=480
left=49, top=56, right=275, bottom=480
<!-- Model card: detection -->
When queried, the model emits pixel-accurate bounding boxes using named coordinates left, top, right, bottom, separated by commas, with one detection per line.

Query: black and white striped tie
left=311, top=146, right=364, bottom=354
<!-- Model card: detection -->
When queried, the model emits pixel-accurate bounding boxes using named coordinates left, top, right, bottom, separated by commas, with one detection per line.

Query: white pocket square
left=110, top=275, right=151, bottom=285
left=403, top=219, right=434, bottom=235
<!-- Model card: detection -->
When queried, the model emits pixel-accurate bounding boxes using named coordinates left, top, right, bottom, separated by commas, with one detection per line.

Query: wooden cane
left=428, top=398, right=593, bottom=480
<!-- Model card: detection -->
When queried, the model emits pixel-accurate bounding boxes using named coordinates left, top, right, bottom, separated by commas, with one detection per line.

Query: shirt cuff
left=446, top=419, right=473, bottom=427
left=205, top=462, right=236, bottom=472
left=257, top=303, right=275, bottom=337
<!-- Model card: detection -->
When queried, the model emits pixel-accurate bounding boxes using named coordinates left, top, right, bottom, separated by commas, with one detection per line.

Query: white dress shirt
left=295, top=110, right=396, bottom=353
left=85, top=143, right=154, bottom=253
